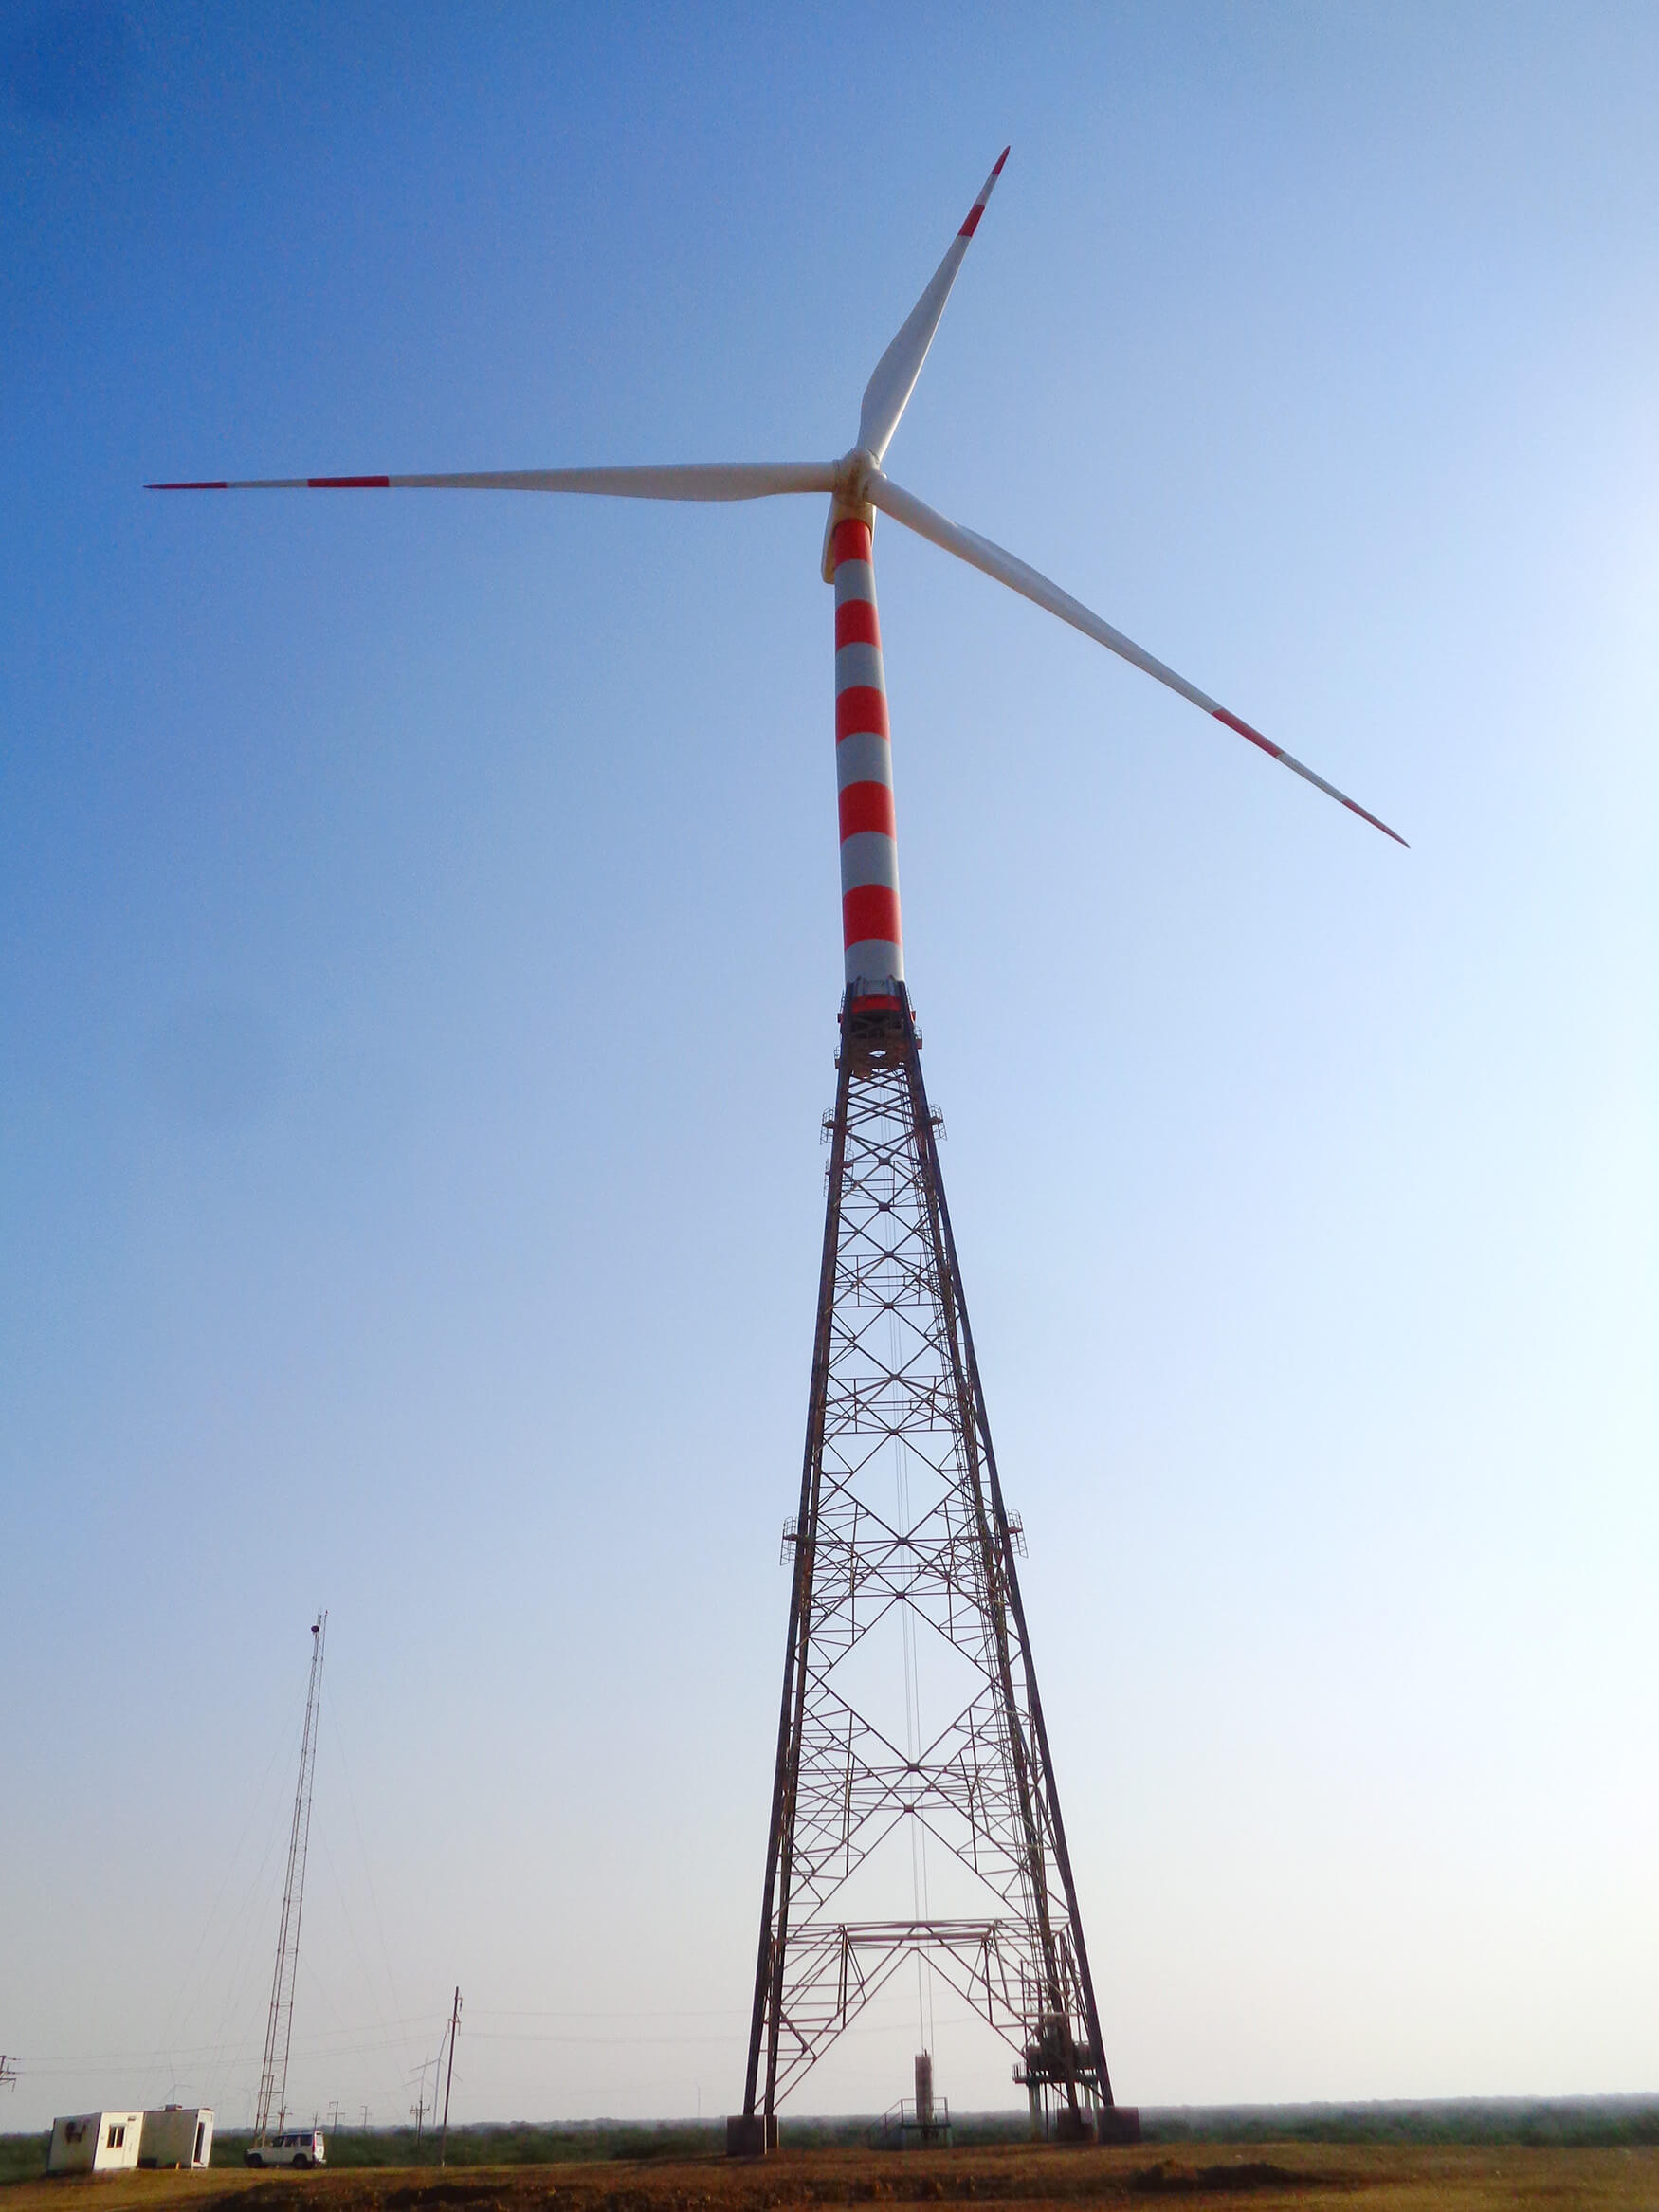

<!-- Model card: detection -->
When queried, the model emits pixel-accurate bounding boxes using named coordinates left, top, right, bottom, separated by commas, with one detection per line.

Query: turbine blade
left=146, top=462, right=839, bottom=500
left=867, top=471, right=1406, bottom=846
left=857, top=148, right=1009, bottom=466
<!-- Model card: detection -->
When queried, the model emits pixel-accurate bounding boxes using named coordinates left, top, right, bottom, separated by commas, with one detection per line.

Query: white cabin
left=46, top=2113, right=144, bottom=2176
left=140, top=2107, right=214, bottom=2168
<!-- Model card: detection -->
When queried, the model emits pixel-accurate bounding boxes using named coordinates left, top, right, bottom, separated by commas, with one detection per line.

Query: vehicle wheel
left=294, top=2156, right=310, bottom=2168
left=245, top=2154, right=263, bottom=2167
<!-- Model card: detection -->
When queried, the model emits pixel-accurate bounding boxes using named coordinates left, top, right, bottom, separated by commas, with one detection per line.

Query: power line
left=437, top=1989, right=462, bottom=2167
left=467, top=2006, right=744, bottom=2020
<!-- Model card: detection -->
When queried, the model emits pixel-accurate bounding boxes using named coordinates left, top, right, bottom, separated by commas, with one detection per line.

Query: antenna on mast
left=254, top=1611, right=327, bottom=2145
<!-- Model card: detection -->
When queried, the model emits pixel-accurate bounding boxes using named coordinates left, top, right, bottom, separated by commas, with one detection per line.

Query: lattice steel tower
left=738, top=991, right=1126, bottom=2144
left=255, top=1611, right=326, bottom=2143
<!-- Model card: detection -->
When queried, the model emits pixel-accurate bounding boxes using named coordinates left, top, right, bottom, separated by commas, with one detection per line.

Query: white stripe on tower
left=832, top=519, right=903, bottom=997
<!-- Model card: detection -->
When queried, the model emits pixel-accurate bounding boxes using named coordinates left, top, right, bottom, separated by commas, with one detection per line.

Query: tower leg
left=735, top=1037, right=852, bottom=2151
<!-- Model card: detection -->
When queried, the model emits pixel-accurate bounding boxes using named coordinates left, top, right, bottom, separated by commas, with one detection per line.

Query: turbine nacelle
left=820, top=448, right=881, bottom=583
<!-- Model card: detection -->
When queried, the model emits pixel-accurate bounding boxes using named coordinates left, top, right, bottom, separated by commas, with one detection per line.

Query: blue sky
left=3, top=0, right=1655, bottom=2132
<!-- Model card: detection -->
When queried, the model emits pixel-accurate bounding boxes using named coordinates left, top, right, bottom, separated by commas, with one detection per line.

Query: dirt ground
left=9, top=2144, right=1658, bottom=2212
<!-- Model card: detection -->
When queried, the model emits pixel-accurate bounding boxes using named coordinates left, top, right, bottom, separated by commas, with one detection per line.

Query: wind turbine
left=150, top=149, right=1402, bottom=1010
left=150, top=152, right=1403, bottom=2146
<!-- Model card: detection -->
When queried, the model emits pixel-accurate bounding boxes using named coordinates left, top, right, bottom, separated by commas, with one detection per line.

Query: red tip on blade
left=1349, top=801, right=1409, bottom=846
left=307, top=475, right=390, bottom=489
left=959, top=151, right=1010, bottom=236
left=1212, top=706, right=1279, bottom=759
left=146, top=481, right=228, bottom=490
left=1213, top=708, right=1408, bottom=847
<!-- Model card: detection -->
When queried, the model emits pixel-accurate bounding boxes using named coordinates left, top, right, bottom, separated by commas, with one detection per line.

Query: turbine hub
left=834, top=447, right=879, bottom=503
left=821, top=449, right=880, bottom=582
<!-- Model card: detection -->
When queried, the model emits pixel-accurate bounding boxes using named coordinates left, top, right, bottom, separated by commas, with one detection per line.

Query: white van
left=245, top=2130, right=325, bottom=2167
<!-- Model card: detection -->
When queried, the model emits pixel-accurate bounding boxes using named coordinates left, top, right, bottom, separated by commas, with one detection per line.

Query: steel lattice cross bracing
left=741, top=993, right=1121, bottom=2138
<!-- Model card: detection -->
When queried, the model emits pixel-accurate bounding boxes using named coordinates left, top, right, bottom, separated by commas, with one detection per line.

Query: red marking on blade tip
left=1345, top=799, right=1410, bottom=847
left=307, top=475, right=391, bottom=489
left=146, top=481, right=227, bottom=490
left=993, top=147, right=1010, bottom=174
left=958, top=205, right=984, bottom=237
left=1213, top=706, right=1280, bottom=758
left=1216, top=708, right=1406, bottom=845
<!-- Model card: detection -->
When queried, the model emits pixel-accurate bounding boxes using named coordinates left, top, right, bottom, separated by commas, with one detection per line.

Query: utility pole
left=359, top=2106, right=370, bottom=2131
left=328, top=2100, right=340, bottom=2135
left=255, top=1613, right=327, bottom=2144
left=410, top=2093, right=425, bottom=2147
left=0, top=2055, right=17, bottom=2093
left=438, top=1987, right=462, bottom=2166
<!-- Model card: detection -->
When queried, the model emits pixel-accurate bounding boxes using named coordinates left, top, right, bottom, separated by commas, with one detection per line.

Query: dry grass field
left=8, top=2144, right=1658, bottom=2212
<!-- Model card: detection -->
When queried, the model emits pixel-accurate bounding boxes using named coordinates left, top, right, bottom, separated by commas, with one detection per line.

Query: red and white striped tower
left=831, top=518, right=902, bottom=1000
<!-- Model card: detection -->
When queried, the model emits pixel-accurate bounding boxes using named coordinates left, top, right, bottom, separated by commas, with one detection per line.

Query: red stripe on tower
left=842, top=883, right=902, bottom=949
left=836, top=686, right=889, bottom=742
left=832, top=518, right=873, bottom=567
left=835, top=597, right=881, bottom=649
left=839, top=780, right=898, bottom=841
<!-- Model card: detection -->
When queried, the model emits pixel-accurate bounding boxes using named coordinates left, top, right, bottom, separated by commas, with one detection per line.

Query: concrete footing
left=724, top=2114, right=777, bottom=2158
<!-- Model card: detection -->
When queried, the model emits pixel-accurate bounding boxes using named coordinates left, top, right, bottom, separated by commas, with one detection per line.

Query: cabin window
left=194, top=2122, right=206, bottom=2161
left=106, top=2125, right=125, bottom=2148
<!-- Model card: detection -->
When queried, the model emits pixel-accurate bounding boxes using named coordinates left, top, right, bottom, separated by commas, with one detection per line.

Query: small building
left=46, top=2113, right=144, bottom=2176
left=140, top=2108, right=214, bottom=2169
